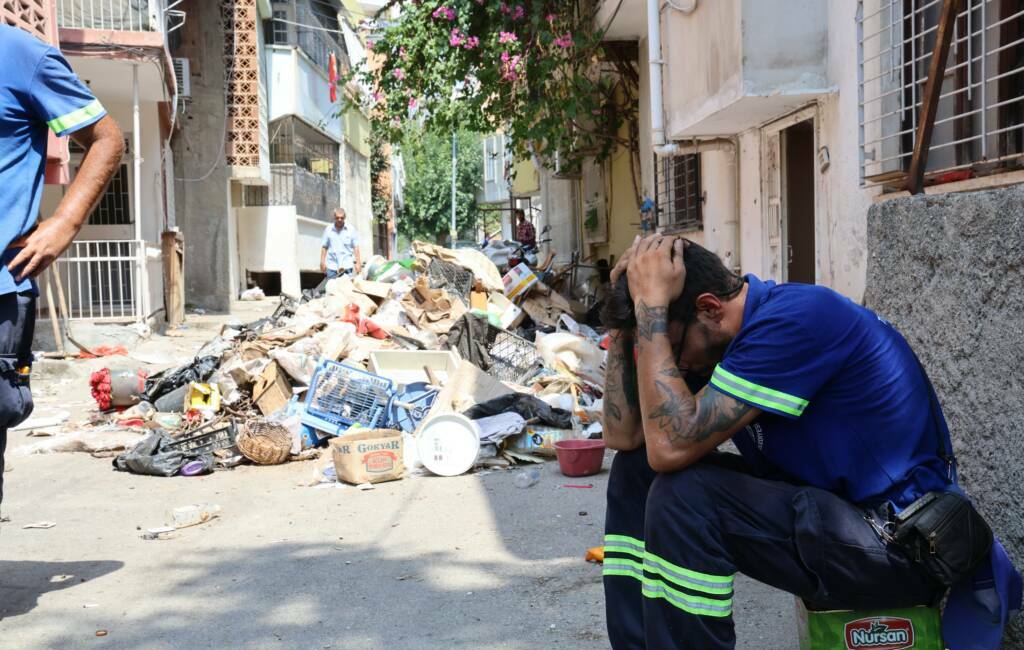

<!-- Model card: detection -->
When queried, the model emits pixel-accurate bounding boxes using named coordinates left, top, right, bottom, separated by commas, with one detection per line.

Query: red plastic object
left=554, top=439, right=606, bottom=477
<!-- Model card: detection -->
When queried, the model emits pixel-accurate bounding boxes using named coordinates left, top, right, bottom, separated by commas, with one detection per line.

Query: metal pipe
left=132, top=63, right=146, bottom=322
left=647, top=0, right=672, bottom=153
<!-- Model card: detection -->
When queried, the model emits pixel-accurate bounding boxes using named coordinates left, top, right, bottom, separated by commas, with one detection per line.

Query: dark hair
left=601, top=240, right=743, bottom=330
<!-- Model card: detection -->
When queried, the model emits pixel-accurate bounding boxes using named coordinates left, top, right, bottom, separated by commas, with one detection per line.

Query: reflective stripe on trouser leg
left=604, top=449, right=658, bottom=650
left=642, top=466, right=739, bottom=650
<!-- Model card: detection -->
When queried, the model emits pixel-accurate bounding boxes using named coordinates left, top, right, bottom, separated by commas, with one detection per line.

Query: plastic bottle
left=514, top=468, right=541, bottom=489
left=167, top=504, right=222, bottom=529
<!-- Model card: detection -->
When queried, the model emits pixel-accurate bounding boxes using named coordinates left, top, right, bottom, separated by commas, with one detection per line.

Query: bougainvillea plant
left=345, top=0, right=638, bottom=175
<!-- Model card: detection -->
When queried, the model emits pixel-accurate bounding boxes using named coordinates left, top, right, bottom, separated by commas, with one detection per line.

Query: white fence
left=41, top=240, right=144, bottom=322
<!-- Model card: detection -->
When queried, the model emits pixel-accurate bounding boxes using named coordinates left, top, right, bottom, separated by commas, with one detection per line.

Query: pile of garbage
left=94, top=241, right=608, bottom=485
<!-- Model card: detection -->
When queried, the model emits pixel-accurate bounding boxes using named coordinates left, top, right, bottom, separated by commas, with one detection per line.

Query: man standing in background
left=0, top=23, right=125, bottom=509
left=320, top=208, right=361, bottom=278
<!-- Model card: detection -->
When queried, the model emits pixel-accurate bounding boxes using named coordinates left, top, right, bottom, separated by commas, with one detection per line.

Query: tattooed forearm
left=604, top=332, right=639, bottom=424
left=688, top=388, right=754, bottom=443
left=659, top=357, right=684, bottom=379
left=647, top=379, right=693, bottom=433
left=635, top=300, right=670, bottom=341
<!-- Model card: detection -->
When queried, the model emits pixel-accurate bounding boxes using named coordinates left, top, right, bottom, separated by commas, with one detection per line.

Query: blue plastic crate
left=301, top=360, right=394, bottom=436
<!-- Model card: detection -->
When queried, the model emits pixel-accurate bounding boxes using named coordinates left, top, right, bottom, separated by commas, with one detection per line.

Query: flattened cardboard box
left=330, top=429, right=404, bottom=484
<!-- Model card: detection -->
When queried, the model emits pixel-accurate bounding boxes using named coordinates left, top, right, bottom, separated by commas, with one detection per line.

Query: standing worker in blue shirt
left=601, top=235, right=1021, bottom=649
left=0, top=25, right=124, bottom=509
left=320, top=208, right=361, bottom=279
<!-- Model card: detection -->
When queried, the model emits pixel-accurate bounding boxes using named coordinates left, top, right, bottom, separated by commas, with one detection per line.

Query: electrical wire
left=175, top=20, right=235, bottom=182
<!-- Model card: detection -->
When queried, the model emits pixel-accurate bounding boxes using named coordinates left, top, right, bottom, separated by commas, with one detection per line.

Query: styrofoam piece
left=416, top=413, right=481, bottom=477
left=368, top=350, right=460, bottom=388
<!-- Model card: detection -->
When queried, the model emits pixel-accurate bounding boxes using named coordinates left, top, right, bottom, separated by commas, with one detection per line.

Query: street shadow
left=0, top=559, right=123, bottom=620
left=15, top=542, right=606, bottom=650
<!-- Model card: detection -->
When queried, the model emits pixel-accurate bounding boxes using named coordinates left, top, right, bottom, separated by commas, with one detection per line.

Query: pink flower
left=393, top=68, right=405, bottom=80
left=512, top=5, right=524, bottom=20
left=500, top=52, right=522, bottom=81
left=365, top=40, right=375, bottom=51
left=546, top=13, right=556, bottom=23
left=499, top=31, right=517, bottom=43
left=450, top=28, right=464, bottom=46
left=399, top=46, right=408, bottom=60
left=499, top=2, right=511, bottom=14
left=372, top=91, right=384, bottom=103
left=432, top=6, right=455, bottom=20
left=553, top=34, right=574, bottom=48
left=408, top=97, right=418, bottom=109
left=463, top=36, right=480, bottom=50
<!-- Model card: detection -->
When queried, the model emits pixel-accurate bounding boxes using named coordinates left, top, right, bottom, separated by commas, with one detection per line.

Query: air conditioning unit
left=173, top=58, right=191, bottom=99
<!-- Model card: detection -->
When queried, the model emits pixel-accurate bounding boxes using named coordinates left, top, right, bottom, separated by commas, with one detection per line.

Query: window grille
left=858, top=0, right=1024, bottom=186
left=88, top=164, right=132, bottom=225
left=655, top=153, right=702, bottom=230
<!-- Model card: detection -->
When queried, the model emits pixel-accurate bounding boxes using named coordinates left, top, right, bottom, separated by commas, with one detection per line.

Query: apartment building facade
left=554, top=0, right=1024, bottom=303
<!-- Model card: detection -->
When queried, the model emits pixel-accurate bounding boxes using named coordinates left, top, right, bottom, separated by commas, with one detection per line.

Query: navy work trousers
left=0, top=292, right=35, bottom=508
left=603, top=448, right=938, bottom=649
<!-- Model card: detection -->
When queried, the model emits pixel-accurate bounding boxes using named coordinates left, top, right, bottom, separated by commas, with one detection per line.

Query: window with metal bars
left=859, top=0, right=1024, bottom=185
left=655, top=153, right=702, bottom=230
left=87, top=164, right=132, bottom=225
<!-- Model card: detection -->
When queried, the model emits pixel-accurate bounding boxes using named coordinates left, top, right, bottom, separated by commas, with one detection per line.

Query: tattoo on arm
left=635, top=301, right=669, bottom=341
left=604, top=333, right=639, bottom=423
left=647, top=379, right=691, bottom=434
left=647, top=381, right=754, bottom=445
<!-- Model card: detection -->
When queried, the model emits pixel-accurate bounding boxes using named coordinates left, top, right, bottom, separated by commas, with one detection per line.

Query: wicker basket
left=237, top=420, right=292, bottom=465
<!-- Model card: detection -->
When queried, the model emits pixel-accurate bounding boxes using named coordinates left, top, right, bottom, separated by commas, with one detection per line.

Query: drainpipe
left=132, top=63, right=149, bottom=322
left=726, top=136, right=742, bottom=274
left=648, top=0, right=677, bottom=158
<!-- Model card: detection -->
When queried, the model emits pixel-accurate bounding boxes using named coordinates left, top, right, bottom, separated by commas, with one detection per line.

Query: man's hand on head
left=626, top=235, right=687, bottom=308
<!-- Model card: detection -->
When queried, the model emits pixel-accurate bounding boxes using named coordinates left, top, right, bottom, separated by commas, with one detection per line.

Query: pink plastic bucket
left=554, top=439, right=606, bottom=477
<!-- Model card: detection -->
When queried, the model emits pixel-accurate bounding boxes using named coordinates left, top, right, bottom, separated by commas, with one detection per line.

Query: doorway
left=781, top=120, right=815, bottom=284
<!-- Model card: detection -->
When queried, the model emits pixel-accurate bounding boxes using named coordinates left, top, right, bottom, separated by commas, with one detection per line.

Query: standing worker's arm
left=320, top=246, right=328, bottom=274
left=355, top=245, right=362, bottom=275
left=10, top=37, right=126, bottom=283
left=627, top=237, right=760, bottom=473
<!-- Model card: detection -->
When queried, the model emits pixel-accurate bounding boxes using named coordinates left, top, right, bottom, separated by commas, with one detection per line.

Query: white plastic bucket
left=416, top=413, right=480, bottom=477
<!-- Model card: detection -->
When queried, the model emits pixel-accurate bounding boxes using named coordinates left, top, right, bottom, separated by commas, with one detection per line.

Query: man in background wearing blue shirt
left=320, top=208, right=361, bottom=279
left=600, top=235, right=1020, bottom=648
left=0, top=24, right=125, bottom=510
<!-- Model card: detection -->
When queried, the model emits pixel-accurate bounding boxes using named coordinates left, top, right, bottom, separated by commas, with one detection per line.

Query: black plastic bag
left=142, top=356, right=219, bottom=402
left=112, top=431, right=193, bottom=477
left=462, top=394, right=572, bottom=429
left=445, top=314, right=493, bottom=370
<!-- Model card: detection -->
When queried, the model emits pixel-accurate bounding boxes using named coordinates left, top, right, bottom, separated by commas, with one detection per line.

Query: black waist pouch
left=890, top=491, right=993, bottom=587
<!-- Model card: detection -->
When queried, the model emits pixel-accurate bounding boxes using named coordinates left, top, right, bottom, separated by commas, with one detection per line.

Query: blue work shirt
left=321, top=223, right=358, bottom=271
left=710, top=275, right=949, bottom=509
left=710, top=275, right=1022, bottom=648
left=0, top=25, right=105, bottom=296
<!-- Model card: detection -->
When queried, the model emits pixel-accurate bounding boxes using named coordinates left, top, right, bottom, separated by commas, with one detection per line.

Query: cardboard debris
left=252, top=361, right=291, bottom=416
left=400, top=276, right=468, bottom=335
left=330, top=429, right=404, bottom=485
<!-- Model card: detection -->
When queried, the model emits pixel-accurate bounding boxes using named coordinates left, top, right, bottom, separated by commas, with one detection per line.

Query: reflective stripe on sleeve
left=710, top=365, right=808, bottom=416
left=47, top=99, right=105, bottom=134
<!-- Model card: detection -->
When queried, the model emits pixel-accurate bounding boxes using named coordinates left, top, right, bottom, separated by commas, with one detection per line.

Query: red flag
left=329, top=51, right=338, bottom=103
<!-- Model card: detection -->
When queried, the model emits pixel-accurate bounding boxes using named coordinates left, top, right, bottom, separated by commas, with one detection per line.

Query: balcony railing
left=270, top=163, right=340, bottom=222
left=56, top=0, right=161, bottom=32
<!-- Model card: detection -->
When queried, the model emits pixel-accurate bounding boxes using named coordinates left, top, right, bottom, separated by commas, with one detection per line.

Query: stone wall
left=864, top=184, right=1024, bottom=644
